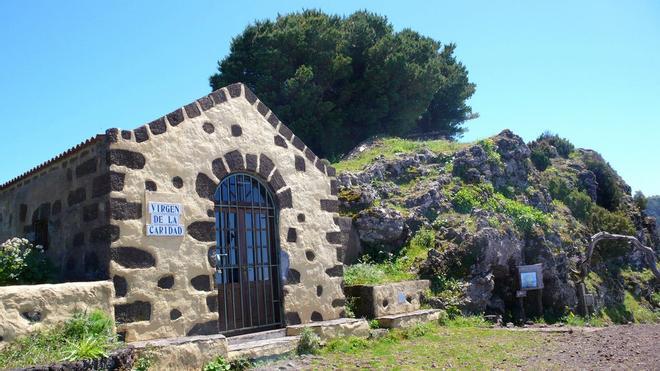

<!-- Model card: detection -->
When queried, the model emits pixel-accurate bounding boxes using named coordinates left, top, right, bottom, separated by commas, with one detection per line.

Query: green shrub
left=132, top=347, right=156, bottom=371
left=0, top=238, right=54, bottom=285
left=343, top=263, right=387, bottom=286
left=203, top=356, right=231, bottom=371
left=583, top=153, right=623, bottom=211
left=534, top=132, right=575, bottom=158
left=493, top=194, right=548, bottom=234
left=547, top=175, right=572, bottom=202
left=0, top=310, right=117, bottom=369
left=565, top=190, right=593, bottom=222
left=530, top=147, right=551, bottom=171
left=368, top=319, right=380, bottom=329
left=589, top=205, right=636, bottom=259
left=634, top=191, right=648, bottom=211
left=297, top=327, right=321, bottom=355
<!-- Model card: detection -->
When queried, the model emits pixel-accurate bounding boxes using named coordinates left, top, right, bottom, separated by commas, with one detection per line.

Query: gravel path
left=525, top=324, right=660, bottom=370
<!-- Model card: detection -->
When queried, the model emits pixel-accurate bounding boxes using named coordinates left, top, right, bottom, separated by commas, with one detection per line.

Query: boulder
left=354, top=207, right=409, bottom=253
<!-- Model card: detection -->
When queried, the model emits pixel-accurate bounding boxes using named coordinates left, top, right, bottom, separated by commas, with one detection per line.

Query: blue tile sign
left=147, top=202, right=184, bottom=236
left=517, top=263, right=544, bottom=290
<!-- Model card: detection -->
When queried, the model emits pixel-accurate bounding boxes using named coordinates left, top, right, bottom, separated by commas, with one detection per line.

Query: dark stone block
left=277, top=188, right=292, bottom=209
left=52, top=200, right=62, bottom=216
left=191, top=275, right=211, bottom=291
left=297, top=213, right=305, bottom=222
left=187, top=320, right=218, bottom=336
left=224, top=150, right=244, bottom=171
left=197, top=96, right=214, bottom=111
left=157, top=275, right=174, bottom=289
left=326, top=232, right=341, bottom=244
left=304, top=148, right=317, bottom=164
left=107, top=149, right=146, bottom=169
left=274, top=135, right=287, bottom=148
left=92, top=171, right=125, bottom=198
left=256, top=101, right=269, bottom=117
left=113, top=275, right=128, bottom=297
left=172, top=176, right=184, bottom=189
left=315, top=160, right=326, bottom=174
left=212, top=158, right=228, bottom=180
left=73, top=232, right=85, bottom=247
left=326, top=265, right=343, bottom=277
left=114, top=301, right=151, bottom=324
left=332, top=298, right=346, bottom=307
left=203, top=122, right=215, bottom=134
left=145, top=180, right=157, bottom=191
left=258, top=154, right=275, bottom=179
left=184, top=103, right=201, bottom=118
left=286, top=269, right=300, bottom=284
left=167, top=108, right=184, bottom=126
left=188, top=221, right=215, bottom=242
left=148, top=117, right=167, bottom=135
left=269, top=170, right=286, bottom=191
left=230, top=124, right=242, bottom=137
left=292, top=136, right=305, bottom=151
left=286, top=228, right=297, bottom=243
left=326, top=166, right=336, bottom=177
left=68, top=187, right=87, bottom=206
left=111, top=246, right=155, bottom=268
left=19, top=204, right=27, bottom=223
left=317, top=285, right=323, bottom=297
left=206, top=295, right=218, bottom=312
left=207, top=245, right=217, bottom=268
left=330, top=179, right=338, bottom=195
left=293, top=156, right=305, bottom=172
left=267, top=113, right=280, bottom=128
left=305, top=250, right=315, bottom=261
left=246, top=154, right=258, bottom=172
left=244, top=86, right=257, bottom=103
left=285, top=312, right=301, bottom=325
left=170, top=309, right=182, bottom=320
left=311, top=311, right=323, bottom=322
left=83, top=203, right=99, bottom=222
left=121, top=130, right=132, bottom=140
left=110, top=198, right=142, bottom=220
left=210, top=89, right=227, bottom=104
left=227, top=83, right=242, bottom=98
left=134, top=126, right=149, bottom=142
left=106, top=128, right=119, bottom=143
left=76, top=158, right=97, bottom=178
left=207, top=209, right=214, bottom=217
left=320, top=199, right=339, bottom=213
left=278, top=124, right=293, bottom=140
left=195, top=173, right=218, bottom=201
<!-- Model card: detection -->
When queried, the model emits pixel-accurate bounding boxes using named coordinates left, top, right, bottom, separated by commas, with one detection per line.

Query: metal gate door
left=214, top=173, right=283, bottom=334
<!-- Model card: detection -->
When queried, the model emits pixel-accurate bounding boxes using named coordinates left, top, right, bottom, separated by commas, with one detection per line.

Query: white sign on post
left=147, top=202, right=184, bottom=236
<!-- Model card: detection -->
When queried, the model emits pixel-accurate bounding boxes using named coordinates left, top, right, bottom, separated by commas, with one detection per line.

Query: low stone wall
left=131, top=334, right=228, bottom=371
left=0, top=281, right=114, bottom=344
left=344, top=280, right=430, bottom=318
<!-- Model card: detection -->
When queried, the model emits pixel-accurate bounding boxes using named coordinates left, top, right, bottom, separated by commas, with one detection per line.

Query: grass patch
left=0, top=310, right=119, bottom=369
left=333, top=137, right=467, bottom=172
left=315, top=321, right=544, bottom=369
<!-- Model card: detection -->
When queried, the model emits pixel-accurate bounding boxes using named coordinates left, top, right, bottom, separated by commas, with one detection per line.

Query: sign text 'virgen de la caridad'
left=147, top=202, right=184, bottom=236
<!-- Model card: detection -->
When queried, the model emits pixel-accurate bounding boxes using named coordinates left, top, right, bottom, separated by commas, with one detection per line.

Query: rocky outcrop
left=354, top=207, right=409, bottom=253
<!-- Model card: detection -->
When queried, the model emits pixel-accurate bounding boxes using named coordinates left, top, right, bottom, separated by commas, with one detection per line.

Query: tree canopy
left=210, top=10, right=476, bottom=159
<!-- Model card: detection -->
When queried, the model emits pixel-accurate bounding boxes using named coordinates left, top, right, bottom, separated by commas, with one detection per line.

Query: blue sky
left=0, top=1, right=658, bottom=195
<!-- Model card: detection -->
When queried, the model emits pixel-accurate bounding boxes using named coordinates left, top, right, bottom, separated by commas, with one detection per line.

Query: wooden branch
left=578, top=231, right=660, bottom=282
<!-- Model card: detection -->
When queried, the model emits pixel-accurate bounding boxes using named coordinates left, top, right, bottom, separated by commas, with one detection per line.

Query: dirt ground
left=256, top=324, right=660, bottom=370
left=526, top=324, right=660, bottom=370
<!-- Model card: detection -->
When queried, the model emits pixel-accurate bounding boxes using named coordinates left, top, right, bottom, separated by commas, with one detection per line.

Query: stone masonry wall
left=0, top=139, right=115, bottom=281
left=106, top=83, right=345, bottom=342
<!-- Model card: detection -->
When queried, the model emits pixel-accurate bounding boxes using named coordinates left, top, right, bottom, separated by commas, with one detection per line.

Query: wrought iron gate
left=214, top=173, right=283, bottom=334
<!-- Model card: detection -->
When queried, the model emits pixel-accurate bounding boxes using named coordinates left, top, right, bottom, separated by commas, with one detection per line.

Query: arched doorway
left=214, top=173, right=283, bottom=334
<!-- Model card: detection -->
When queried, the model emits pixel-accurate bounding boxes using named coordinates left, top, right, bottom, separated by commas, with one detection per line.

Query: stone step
left=286, top=317, right=370, bottom=340
left=376, top=308, right=442, bottom=329
left=226, top=328, right=287, bottom=346
left=227, top=335, right=300, bottom=361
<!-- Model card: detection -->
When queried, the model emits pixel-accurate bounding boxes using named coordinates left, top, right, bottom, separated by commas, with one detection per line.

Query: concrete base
left=131, top=333, right=228, bottom=371
left=376, top=309, right=441, bottom=329
left=286, top=317, right=370, bottom=341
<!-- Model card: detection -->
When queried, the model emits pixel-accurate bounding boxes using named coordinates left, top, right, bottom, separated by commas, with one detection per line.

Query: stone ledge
left=227, top=336, right=299, bottom=361
left=376, top=309, right=441, bottom=329
left=286, top=317, right=370, bottom=340
left=129, top=333, right=228, bottom=371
